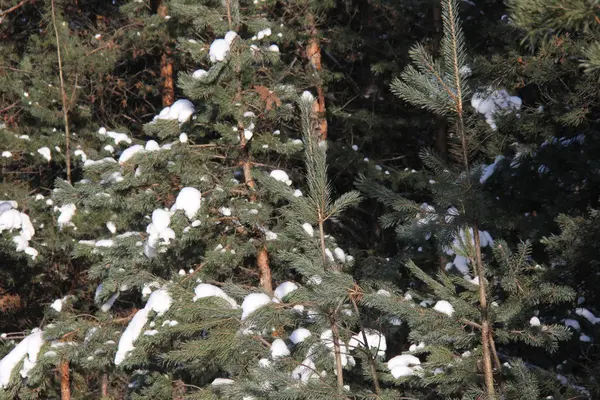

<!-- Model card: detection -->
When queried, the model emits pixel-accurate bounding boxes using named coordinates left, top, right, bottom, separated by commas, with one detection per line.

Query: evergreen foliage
left=0, top=0, right=599, bottom=399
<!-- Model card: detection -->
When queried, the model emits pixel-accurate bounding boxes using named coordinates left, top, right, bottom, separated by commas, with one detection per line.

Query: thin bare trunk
left=225, top=0, right=232, bottom=28
left=101, top=373, right=108, bottom=397
left=50, top=0, right=71, bottom=183
left=59, top=360, right=71, bottom=400
left=305, top=12, right=327, bottom=140
left=350, top=296, right=381, bottom=394
left=318, top=218, right=327, bottom=265
left=257, top=246, right=272, bottom=293
left=330, top=320, right=344, bottom=389
left=158, top=2, right=174, bottom=106
left=474, top=226, right=496, bottom=399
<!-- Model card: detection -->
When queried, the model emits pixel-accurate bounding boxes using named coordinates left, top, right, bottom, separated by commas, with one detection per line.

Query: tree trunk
left=60, top=360, right=71, bottom=400
left=158, top=2, right=174, bottom=106
left=306, top=12, right=327, bottom=140
left=473, top=226, right=496, bottom=399
left=257, top=246, right=273, bottom=293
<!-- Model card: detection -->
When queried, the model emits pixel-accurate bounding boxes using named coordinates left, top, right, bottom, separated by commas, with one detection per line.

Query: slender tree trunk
left=473, top=226, right=496, bottom=399
left=59, top=360, right=71, bottom=400
left=330, top=320, right=345, bottom=389
left=50, top=0, right=71, bottom=183
left=157, top=2, right=174, bottom=106
left=305, top=12, right=327, bottom=140
left=101, top=373, right=108, bottom=397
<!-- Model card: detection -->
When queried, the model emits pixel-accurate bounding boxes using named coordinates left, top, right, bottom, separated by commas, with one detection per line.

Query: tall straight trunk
left=158, top=2, right=174, bottom=106
left=59, top=360, right=71, bottom=400
left=305, top=12, right=327, bottom=140
left=473, top=226, right=496, bottom=399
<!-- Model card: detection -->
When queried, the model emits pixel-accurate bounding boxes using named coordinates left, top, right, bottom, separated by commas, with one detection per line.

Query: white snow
left=119, top=144, right=144, bottom=164
left=265, top=231, right=278, bottom=241
left=37, top=147, right=51, bottom=162
left=575, top=308, right=600, bottom=324
left=291, top=358, right=316, bottom=382
left=106, top=221, right=116, bottom=234
left=293, top=189, right=303, bottom=197
left=97, top=128, right=132, bottom=145
left=290, top=328, right=311, bottom=344
left=301, top=223, right=314, bottom=237
left=480, top=155, right=505, bottom=184
left=564, top=319, right=580, bottom=330
left=193, top=283, right=237, bottom=308
left=241, top=293, right=272, bottom=320
left=171, top=187, right=202, bottom=219
left=145, top=140, right=160, bottom=151
left=2, top=151, right=12, bottom=158
left=433, top=300, right=454, bottom=316
left=154, top=99, right=195, bottom=124
left=325, top=248, right=335, bottom=262
left=270, top=339, right=290, bottom=359
left=115, top=289, right=172, bottom=365
left=268, top=44, right=279, bottom=52
left=57, top=203, right=76, bottom=229
left=333, top=247, right=346, bottom=262
left=50, top=298, right=65, bottom=312
left=209, top=31, right=237, bottom=63
left=0, top=329, right=44, bottom=388
left=580, top=334, right=592, bottom=342
left=471, top=89, right=521, bottom=130
left=192, top=69, right=207, bottom=79
left=274, top=281, right=298, bottom=300
left=269, top=169, right=292, bottom=185
left=389, top=365, right=414, bottom=378
left=301, top=91, right=314, bottom=103
left=348, top=329, right=386, bottom=356
left=212, top=378, right=234, bottom=386
left=530, top=316, right=541, bottom=327
left=101, top=293, right=118, bottom=312
left=387, top=354, right=421, bottom=379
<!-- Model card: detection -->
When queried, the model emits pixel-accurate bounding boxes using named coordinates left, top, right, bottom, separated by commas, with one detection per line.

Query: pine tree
left=358, top=0, right=577, bottom=398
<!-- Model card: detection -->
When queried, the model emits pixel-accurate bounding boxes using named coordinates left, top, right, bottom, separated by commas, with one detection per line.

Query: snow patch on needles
left=290, top=328, right=312, bottom=344
left=0, top=328, right=44, bottom=388
left=171, top=187, right=202, bottom=219
left=153, top=99, right=195, bottom=124
left=348, top=329, right=386, bottom=357
left=209, top=31, right=237, bottom=63
left=433, top=300, right=454, bottom=316
left=241, top=293, right=271, bottom=320
left=144, top=209, right=175, bottom=258
left=0, top=201, right=38, bottom=259
left=193, top=283, right=238, bottom=308
left=274, top=281, right=298, bottom=301
left=387, top=354, right=421, bottom=378
left=269, top=169, right=292, bottom=185
left=270, top=339, right=290, bottom=359
left=37, top=147, right=51, bottom=162
left=301, top=223, right=314, bottom=237
left=97, top=127, right=132, bottom=145
left=471, top=89, right=522, bottom=130
left=115, top=289, right=172, bottom=365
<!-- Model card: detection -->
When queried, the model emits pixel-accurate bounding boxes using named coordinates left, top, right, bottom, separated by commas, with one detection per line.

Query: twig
left=0, top=0, right=32, bottom=17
